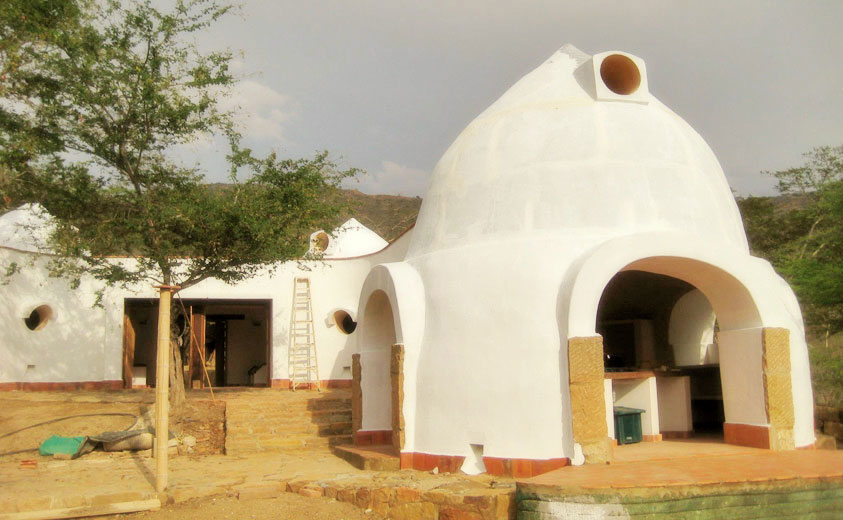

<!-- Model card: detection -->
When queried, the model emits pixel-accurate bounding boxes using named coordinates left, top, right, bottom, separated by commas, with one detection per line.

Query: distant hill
left=336, top=189, right=421, bottom=242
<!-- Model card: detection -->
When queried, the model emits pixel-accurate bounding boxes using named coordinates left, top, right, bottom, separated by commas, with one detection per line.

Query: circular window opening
left=600, top=54, right=641, bottom=95
left=24, top=305, right=53, bottom=331
left=334, top=310, right=357, bottom=334
left=312, top=231, right=329, bottom=253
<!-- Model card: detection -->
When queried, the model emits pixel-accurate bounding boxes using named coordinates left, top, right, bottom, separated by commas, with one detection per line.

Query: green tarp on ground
left=38, top=435, right=91, bottom=459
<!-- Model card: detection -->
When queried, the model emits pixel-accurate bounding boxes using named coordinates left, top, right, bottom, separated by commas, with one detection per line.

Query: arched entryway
left=566, top=247, right=797, bottom=463
left=596, top=271, right=724, bottom=442
left=352, top=289, right=404, bottom=452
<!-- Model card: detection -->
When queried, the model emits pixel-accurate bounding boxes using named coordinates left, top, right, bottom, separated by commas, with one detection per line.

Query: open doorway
left=597, top=271, right=724, bottom=440
left=122, top=299, right=272, bottom=389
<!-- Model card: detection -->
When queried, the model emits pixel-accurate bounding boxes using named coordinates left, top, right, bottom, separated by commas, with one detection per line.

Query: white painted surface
left=308, top=218, right=389, bottom=259
left=612, top=377, right=660, bottom=437
left=656, top=376, right=693, bottom=433
left=533, top=499, right=631, bottom=519
left=0, top=204, right=54, bottom=253
left=0, top=223, right=412, bottom=387
left=604, top=379, right=614, bottom=440
left=718, top=328, right=768, bottom=426
left=670, top=289, right=717, bottom=366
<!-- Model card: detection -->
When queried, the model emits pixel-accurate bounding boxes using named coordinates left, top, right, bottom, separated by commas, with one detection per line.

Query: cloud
left=346, top=161, right=430, bottom=197
left=218, top=80, right=293, bottom=143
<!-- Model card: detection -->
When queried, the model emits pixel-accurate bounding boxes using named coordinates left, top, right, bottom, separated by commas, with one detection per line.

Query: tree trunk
left=169, top=303, right=186, bottom=407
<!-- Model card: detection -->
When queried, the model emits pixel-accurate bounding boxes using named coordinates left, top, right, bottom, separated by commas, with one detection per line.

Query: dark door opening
left=597, top=271, right=725, bottom=438
left=123, top=299, right=272, bottom=389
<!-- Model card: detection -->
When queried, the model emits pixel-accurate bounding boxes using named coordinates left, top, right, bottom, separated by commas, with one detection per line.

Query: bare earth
left=105, top=494, right=375, bottom=520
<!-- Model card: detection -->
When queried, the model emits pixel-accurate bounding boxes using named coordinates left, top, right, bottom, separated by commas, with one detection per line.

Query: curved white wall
left=669, top=289, right=718, bottom=366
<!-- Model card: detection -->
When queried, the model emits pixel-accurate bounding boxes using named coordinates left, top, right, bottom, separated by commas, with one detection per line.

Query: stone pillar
left=391, top=344, right=405, bottom=454
left=763, top=328, right=795, bottom=450
left=568, top=336, right=611, bottom=464
left=351, top=353, right=362, bottom=435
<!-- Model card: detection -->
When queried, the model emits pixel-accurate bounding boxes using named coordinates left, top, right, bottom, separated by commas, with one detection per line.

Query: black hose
left=0, top=412, right=138, bottom=440
left=0, top=448, right=38, bottom=457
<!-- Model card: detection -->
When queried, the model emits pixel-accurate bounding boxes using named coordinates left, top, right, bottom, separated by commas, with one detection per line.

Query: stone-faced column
left=351, top=353, right=362, bottom=436
left=391, top=344, right=405, bottom=455
left=763, top=328, right=795, bottom=450
left=568, top=336, right=611, bottom=464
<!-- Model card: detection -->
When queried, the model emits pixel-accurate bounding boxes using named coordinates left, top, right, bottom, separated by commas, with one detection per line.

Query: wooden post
left=154, top=285, right=178, bottom=493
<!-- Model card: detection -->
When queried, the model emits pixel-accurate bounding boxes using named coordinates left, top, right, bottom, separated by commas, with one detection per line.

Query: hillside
left=336, top=190, right=421, bottom=242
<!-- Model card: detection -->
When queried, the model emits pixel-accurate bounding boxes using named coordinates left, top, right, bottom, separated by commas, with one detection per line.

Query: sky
left=188, top=0, right=843, bottom=197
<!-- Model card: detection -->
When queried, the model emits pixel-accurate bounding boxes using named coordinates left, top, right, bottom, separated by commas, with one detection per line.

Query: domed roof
left=0, top=203, right=54, bottom=253
left=408, top=45, right=748, bottom=258
left=308, top=218, right=388, bottom=258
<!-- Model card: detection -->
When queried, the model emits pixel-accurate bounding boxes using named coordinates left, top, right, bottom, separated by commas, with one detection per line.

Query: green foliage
left=809, top=333, right=843, bottom=407
left=0, top=0, right=357, bottom=290
left=1, top=0, right=358, bottom=404
left=741, top=145, right=843, bottom=405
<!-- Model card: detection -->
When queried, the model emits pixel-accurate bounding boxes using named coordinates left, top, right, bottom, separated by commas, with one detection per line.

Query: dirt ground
left=105, top=494, right=377, bottom=520
left=0, top=390, right=381, bottom=519
left=0, top=390, right=224, bottom=460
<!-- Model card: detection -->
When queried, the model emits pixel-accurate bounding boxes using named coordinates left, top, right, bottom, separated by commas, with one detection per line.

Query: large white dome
left=408, top=45, right=748, bottom=258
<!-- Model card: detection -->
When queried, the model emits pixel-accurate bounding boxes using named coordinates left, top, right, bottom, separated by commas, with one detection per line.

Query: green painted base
left=518, top=479, right=843, bottom=519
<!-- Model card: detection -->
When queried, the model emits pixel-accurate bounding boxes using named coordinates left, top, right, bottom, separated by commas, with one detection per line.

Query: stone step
left=227, top=421, right=352, bottom=435
left=332, top=444, right=400, bottom=471
left=222, top=389, right=353, bottom=456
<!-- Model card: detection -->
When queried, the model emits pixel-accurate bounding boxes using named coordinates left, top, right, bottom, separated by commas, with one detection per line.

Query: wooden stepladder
left=289, top=277, right=320, bottom=391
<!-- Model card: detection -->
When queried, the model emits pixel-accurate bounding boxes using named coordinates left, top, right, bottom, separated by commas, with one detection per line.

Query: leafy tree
left=0, top=0, right=356, bottom=405
left=740, top=146, right=843, bottom=345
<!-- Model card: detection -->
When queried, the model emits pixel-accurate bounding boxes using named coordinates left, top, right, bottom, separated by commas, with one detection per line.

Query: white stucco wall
left=0, top=222, right=409, bottom=388
left=0, top=248, right=119, bottom=383
left=656, top=376, right=693, bottom=433
left=669, top=289, right=717, bottom=366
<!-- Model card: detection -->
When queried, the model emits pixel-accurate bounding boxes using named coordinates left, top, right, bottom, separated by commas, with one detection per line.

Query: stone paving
left=0, top=446, right=515, bottom=519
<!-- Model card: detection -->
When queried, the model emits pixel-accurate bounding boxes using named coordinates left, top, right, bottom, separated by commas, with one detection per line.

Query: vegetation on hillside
left=737, top=144, right=843, bottom=406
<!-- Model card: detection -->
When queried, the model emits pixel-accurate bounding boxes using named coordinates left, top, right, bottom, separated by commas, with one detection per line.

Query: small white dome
left=408, top=45, right=748, bottom=258
left=308, top=218, right=388, bottom=258
left=0, top=204, right=54, bottom=253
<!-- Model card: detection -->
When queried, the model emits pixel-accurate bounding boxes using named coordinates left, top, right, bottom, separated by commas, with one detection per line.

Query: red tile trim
left=642, top=434, right=663, bottom=442
left=661, top=430, right=693, bottom=439
left=797, top=443, right=816, bottom=450
left=397, top=453, right=569, bottom=477
left=270, top=378, right=352, bottom=389
left=0, top=380, right=123, bottom=391
left=399, top=452, right=413, bottom=469
left=353, top=430, right=392, bottom=446
left=724, top=423, right=771, bottom=449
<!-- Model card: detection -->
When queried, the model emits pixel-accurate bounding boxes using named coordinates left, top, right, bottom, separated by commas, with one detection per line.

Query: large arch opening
left=357, top=289, right=397, bottom=442
left=597, top=271, right=725, bottom=440
left=567, top=250, right=794, bottom=462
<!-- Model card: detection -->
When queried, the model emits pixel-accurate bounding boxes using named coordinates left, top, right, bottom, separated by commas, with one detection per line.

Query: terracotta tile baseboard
left=724, top=422, right=771, bottom=449
left=395, top=451, right=568, bottom=478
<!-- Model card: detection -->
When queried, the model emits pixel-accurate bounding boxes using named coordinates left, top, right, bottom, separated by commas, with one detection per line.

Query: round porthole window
left=311, top=231, right=330, bottom=253
left=600, top=54, right=641, bottom=95
left=334, top=310, right=357, bottom=334
left=24, top=305, right=53, bottom=331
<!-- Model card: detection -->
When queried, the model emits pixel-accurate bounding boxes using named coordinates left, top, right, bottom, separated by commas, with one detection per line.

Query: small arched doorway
left=353, top=289, right=398, bottom=447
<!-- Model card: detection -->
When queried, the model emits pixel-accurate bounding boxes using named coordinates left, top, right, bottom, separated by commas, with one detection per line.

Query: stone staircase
left=221, top=388, right=353, bottom=456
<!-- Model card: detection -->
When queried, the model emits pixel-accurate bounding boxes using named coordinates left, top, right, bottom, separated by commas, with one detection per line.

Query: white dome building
left=352, top=45, right=813, bottom=475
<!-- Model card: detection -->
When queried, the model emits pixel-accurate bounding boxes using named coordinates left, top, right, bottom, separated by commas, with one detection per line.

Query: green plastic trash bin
left=614, top=406, right=645, bottom=445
